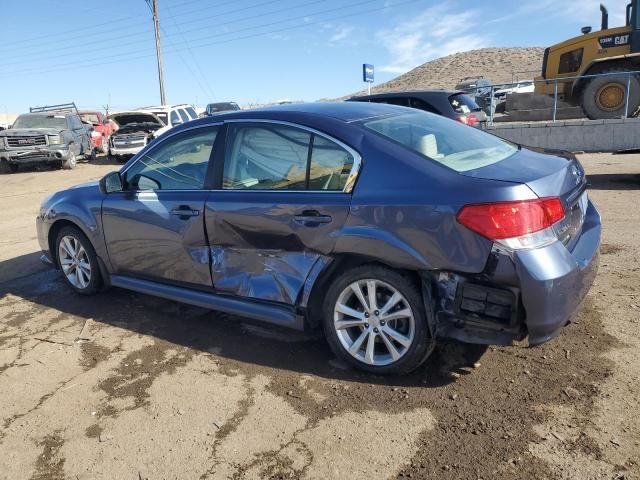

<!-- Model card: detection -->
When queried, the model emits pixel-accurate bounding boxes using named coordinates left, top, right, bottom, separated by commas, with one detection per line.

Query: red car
left=79, top=111, right=116, bottom=154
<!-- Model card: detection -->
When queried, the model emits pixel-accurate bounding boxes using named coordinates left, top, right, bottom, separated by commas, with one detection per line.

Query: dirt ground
left=0, top=153, right=638, bottom=480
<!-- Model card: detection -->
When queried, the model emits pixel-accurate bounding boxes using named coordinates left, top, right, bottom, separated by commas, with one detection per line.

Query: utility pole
left=152, top=0, right=166, bottom=105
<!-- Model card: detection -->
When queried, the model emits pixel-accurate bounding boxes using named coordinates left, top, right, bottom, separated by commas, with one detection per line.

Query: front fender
left=40, top=184, right=110, bottom=270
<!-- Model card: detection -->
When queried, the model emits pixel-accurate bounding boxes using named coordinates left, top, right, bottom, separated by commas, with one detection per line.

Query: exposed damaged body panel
left=210, top=248, right=328, bottom=305
left=204, top=190, right=350, bottom=305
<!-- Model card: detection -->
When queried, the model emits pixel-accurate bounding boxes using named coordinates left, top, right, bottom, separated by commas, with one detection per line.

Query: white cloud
left=329, top=26, right=353, bottom=44
left=377, top=5, right=491, bottom=74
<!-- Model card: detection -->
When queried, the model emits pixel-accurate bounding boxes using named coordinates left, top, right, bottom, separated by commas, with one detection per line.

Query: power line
left=151, top=0, right=167, bottom=104
left=163, top=5, right=216, bottom=101
left=0, top=0, right=423, bottom=79
left=0, top=0, right=278, bottom=55
left=1, top=0, right=368, bottom=67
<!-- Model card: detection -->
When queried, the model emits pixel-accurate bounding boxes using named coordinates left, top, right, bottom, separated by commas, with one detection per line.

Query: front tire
left=62, top=149, right=77, bottom=170
left=323, top=265, right=434, bottom=375
left=55, top=226, right=101, bottom=295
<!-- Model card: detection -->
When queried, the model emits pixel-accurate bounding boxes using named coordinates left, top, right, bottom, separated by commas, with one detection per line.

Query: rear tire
left=55, top=226, right=102, bottom=295
left=581, top=68, right=640, bottom=119
left=322, top=265, right=434, bottom=375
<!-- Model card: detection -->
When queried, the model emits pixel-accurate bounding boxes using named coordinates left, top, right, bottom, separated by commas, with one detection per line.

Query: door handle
left=293, top=210, right=332, bottom=226
left=170, top=206, right=200, bottom=219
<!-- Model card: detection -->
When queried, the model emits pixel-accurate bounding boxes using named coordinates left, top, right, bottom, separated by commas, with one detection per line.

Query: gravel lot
left=0, top=154, right=638, bottom=480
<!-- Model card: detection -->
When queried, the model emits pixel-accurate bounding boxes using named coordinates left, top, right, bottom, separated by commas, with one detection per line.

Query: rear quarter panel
left=337, top=127, right=537, bottom=274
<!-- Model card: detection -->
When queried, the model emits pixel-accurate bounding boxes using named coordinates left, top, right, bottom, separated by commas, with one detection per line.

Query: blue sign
left=363, top=64, right=374, bottom=83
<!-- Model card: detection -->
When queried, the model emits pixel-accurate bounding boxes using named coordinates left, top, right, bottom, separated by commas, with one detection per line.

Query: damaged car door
left=205, top=121, right=359, bottom=305
left=101, top=125, right=219, bottom=286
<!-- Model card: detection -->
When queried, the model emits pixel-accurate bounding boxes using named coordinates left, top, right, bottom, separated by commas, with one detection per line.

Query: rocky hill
left=344, top=47, right=545, bottom=98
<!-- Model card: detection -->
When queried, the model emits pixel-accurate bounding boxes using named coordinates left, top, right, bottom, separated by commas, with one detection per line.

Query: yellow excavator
left=536, top=1, right=640, bottom=119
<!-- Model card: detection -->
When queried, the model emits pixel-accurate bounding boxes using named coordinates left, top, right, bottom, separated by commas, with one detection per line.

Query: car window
left=308, top=136, right=354, bottom=191
left=170, top=110, right=181, bottom=126
left=69, top=115, right=82, bottom=129
left=153, top=112, right=168, bottom=125
left=178, top=109, right=190, bottom=123
left=448, top=94, right=482, bottom=114
left=372, top=97, right=409, bottom=107
left=361, top=111, right=517, bottom=172
left=124, top=126, right=218, bottom=191
left=12, top=114, right=67, bottom=129
left=409, top=98, right=439, bottom=114
left=185, top=107, right=197, bottom=119
left=223, top=124, right=311, bottom=190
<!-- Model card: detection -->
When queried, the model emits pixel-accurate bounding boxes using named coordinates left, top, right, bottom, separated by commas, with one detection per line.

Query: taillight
left=458, top=114, right=478, bottom=127
left=457, top=198, right=565, bottom=245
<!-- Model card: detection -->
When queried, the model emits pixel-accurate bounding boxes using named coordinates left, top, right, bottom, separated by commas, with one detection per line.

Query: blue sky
left=0, top=0, right=631, bottom=112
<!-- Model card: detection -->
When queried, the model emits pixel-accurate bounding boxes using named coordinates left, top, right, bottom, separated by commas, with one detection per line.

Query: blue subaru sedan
left=36, top=102, right=600, bottom=375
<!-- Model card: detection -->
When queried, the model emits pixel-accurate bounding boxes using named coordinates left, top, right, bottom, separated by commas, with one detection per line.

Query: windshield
left=80, top=113, right=100, bottom=124
left=362, top=111, right=517, bottom=172
left=449, top=94, right=482, bottom=113
left=12, top=114, right=67, bottom=130
left=207, top=103, right=240, bottom=113
left=150, top=112, right=168, bottom=124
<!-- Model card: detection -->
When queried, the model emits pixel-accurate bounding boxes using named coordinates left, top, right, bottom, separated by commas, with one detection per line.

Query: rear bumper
left=515, top=199, right=601, bottom=344
left=435, top=199, right=601, bottom=346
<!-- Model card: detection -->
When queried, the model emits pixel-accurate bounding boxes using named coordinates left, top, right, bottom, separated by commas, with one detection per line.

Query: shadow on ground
left=587, top=173, right=640, bottom=190
left=0, top=252, right=486, bottom=388
left=0, top=154, right=120, bottom=175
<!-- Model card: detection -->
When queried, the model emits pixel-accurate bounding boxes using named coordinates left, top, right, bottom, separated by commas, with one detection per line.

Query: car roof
left=349, top=90, right=464, bottom=101
left=138, top=104, right=191, bottom=112
left=18, top=112, right=73, bottom=117
left=200, top=101, right=410, bottom=123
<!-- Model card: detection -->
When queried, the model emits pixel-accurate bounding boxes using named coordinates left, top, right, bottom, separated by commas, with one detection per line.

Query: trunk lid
left=460, top=147, right=586, bottom=198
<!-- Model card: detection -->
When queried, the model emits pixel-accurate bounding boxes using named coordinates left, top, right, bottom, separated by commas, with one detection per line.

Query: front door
left=102, top=125, right=220, bottom=287
left=204, top=121, right=359, bottom=305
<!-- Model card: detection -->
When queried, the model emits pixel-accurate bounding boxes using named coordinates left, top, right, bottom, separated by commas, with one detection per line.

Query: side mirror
left=99, top=171, right=123, bottom=194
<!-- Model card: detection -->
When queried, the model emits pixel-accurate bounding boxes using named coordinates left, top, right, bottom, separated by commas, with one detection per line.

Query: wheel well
left=304, top=254, right=423, bottom=329
left=48, top=219, right=82, bottom=267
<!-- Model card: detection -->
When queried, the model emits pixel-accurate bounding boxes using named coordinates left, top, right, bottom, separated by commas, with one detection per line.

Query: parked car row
left=0, top=102, right=209, bottom=171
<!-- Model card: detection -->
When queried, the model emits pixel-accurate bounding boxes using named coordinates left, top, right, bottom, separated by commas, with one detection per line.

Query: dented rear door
left=204, top=120, right=356, bottom=305
left=204, top=191, right=350, bottom=305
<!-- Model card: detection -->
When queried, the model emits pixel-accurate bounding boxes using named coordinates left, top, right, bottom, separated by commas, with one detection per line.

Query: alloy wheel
left=58, top=235, right=91, bottom=289
left=333, top=279, right=415, bottom=366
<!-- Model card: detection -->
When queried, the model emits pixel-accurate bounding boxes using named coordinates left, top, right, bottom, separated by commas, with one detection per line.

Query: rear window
left=361, top=111, right=517, bottom=172
left=449, top=94, right=481, bottom=114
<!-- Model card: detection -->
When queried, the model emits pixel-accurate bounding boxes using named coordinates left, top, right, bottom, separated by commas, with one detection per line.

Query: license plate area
left=555, top=191, right=587, bottom=247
